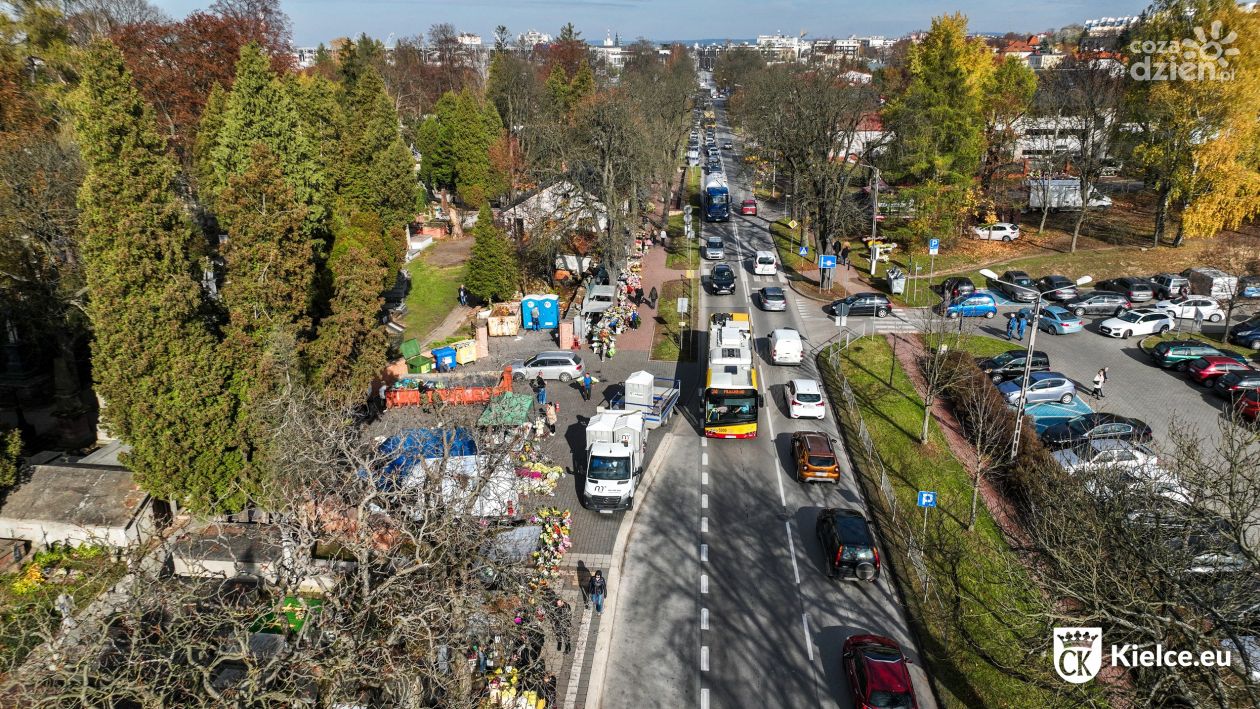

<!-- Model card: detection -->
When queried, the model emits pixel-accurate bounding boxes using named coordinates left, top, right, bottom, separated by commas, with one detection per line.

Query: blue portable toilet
left=432, top=346, right=457, bottom=371
left=521, top=295, right=541, bottom=330
left=536, top=294, right=559, bottom=329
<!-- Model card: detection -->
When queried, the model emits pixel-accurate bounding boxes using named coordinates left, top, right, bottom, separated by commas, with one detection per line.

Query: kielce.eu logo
left=1054, top=627, right=1103, bottom=684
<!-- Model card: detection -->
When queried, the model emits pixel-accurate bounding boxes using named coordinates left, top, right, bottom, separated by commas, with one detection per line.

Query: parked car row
left=1145, top=338, right=1260, bottom=423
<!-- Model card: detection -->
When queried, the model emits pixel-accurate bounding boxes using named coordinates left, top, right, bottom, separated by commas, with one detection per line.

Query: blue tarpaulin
left=376, top=428, right=477, bottom=484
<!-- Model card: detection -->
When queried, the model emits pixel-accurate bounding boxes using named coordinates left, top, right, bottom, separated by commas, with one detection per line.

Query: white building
left=293, top=46, right=319, bottom=69
left=591, top=31, right=625, bottom=69
left=1027, top=53, right=1065, bottom=70
left=457, top=33, right=483, bottom=48
left=1083, top=16, right=1139, bottom=36
left=519, top=29, right=552, bottom=46
left=756, top=33, right=805, bottom=62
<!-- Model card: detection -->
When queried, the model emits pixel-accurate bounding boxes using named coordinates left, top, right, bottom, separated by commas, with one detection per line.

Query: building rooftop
left=172, top=523, right=285, bottom=566
left=0, top=464, right=147, bottom=529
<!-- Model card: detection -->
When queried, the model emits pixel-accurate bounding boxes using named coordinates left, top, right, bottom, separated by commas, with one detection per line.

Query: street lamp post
left=979, top=269, right=1092, bottom=458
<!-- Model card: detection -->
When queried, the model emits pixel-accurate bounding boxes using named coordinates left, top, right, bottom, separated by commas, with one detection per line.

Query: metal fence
left=828, top=345, right=931, bottom=601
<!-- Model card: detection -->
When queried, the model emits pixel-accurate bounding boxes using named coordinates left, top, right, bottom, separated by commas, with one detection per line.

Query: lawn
left=925, top=333, right=1024, bottom=360
left=769, top=218, right=817, bottom=278
left=0, top=545, right=127, bottom=668
left=818, top=339, right=1077, bottom=709
left=403, top=253, right=465, bottom=346
left=666, top=167, right=703, bottom=271
left=650, top=278, right=697, bottom=362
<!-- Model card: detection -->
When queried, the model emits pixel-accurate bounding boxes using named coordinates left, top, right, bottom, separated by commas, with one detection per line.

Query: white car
left=1097, top=308, right=1173, bottom=339
left=1052, top=439, right=1160, bottom=475
left=973, top=222, right=1020, bottom=241
left=786, top=378, right=826, bottom=419
left=1153, top=295, right=1225, bottom=322
left=753, top=250, right=778, bottom=276
left=769, top=328, right=803, bottom=365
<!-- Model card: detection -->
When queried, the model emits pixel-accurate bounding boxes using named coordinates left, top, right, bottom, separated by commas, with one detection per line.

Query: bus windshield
left=704, top=391, right=758, bottom=425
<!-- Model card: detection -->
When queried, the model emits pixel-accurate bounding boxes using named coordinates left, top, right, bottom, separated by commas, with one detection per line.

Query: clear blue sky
left=152, top=0, right=1154, bottom=47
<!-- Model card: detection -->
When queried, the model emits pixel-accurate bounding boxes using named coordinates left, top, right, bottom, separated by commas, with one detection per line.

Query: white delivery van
left=769, top=328, right=804, bottom=365
left=753, top=250, right=778, bottom=276
left=686, top=148, right=700, bottom=166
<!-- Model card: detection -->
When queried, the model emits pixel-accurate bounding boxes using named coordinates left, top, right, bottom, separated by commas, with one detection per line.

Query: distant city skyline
left=151, top=0, right=1154, bottom=47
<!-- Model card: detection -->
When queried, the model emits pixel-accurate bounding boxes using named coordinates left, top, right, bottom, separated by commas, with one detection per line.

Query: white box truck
left=1184, top=267, right=1238, bottom=300
left=582, top=410, right=648, bottom=513
left=1027, top=178, right=1112, bottom=211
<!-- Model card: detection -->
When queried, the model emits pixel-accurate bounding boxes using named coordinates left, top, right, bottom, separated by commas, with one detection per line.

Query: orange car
left=792, top=431, right=840, bottom=483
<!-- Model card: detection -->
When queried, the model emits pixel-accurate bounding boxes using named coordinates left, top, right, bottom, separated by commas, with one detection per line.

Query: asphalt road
left=604, top=92, right=933, bottom=709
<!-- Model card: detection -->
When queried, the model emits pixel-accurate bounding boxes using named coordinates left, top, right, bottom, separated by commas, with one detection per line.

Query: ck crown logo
left=1053, top=627, right=1103, bottom=684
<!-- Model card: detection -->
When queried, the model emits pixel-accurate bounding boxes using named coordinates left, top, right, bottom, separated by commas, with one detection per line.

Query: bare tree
left=63, top=0, right=168, bottom=41
left=1, top=388, right=571, bottom=706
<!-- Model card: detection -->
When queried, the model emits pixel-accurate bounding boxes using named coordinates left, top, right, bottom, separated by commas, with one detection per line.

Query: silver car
left=509, top=351, right=585, bottom=383
left=759, top=287, right=787, bottom=311
left=997, top=371, right=1077, bottom=405
left=703, top=238, right=725, bottom=260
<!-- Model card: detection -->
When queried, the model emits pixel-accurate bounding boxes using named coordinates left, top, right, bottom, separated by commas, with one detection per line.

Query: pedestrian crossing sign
left=798, top=246, right=808, bottom=257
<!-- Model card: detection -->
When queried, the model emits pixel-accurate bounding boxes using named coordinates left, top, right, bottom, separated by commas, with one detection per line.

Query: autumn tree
left=74, top=41, right=237, bottom=510
left=464, top=204, right=518, bottom=303
left=979, top=57, right=1036, bottom=190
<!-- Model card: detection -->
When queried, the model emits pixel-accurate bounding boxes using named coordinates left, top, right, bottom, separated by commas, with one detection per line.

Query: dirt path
left=884, top=332, right=1026, bottom=543
left=419, top=304, right=475, bottom=349
left=425, top=236, right=473, bottom=267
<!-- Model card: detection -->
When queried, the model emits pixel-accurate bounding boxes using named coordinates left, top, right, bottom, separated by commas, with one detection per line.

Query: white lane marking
left=701, top=646, right=710, bottom=672
left=701, top=687, right=709, bottom=709
left=701, top=453, right=709, bottom=466
left=701, top=516, right=708, bottom=533
left=702, top=471, right=709, bottom=485
left=785, top=521, right=800, bottom=584
left=700, top=544, right=709, bottom=562
left=700, top=574, right=709, bottom=594
left=802, top=613, right=814, bottom=662
left=775, top=461, right=786, bottom=507
left=701, top=493, right=709, bottom=509
left=702, top=438, right=708, bottom=447
left=701, top=607, right=709, bottom=630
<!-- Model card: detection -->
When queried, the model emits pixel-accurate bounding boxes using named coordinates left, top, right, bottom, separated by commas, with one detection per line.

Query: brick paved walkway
left=616, top=241, right=669, bottom=354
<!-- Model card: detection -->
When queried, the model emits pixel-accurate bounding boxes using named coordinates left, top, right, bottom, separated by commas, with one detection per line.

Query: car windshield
left=1117, top=311, right=1143, bottom=323
left=990, top=352, right=1015, bottom=367
left=1067, top=417, right=1097, bottom=436
left=867, top=690, right=914, bottom=709
left=808, top=455, right=835, bottom=468
left=588, top=455, right=631, bottom=481
left=1013, top=277, right=1033, bottom=286
left=795, top=392, right=821, bottom=403
left=764, top=291, right=785, bottom=301
left=757, top=256, right=775, bottom=264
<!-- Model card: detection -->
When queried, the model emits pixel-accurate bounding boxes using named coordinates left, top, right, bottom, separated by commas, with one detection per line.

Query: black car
left=1039, top=412, right=1154, bottom=450
left=977, top=349, right=1050, bottom=383
left=827, top=292, right=892, bottom=318
left=1213, top=370, right=1260, bottom=399
left=1096, top=277, right=1155, bottom=302
left=816, top=508, right=880, bottom=581
left=993, top=270, right=1037, bottom=302
left=939, top=276, right=976, bottom=300
left=1062, top=291, right=1131, bottom=317
left=1037, top=275, right=1079, bottom=301
left=709, top=263, right=736, bottom=295
left=1229, top=315, right=1260, bottom=350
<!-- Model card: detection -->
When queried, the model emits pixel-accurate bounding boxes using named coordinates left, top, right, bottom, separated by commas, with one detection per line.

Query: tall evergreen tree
left=570, top=60, right=596, bottom=106
left=285, top=73, right=342, bottom=181
left=210, top=42, right=328, bottom=238
left=545, top=63, right=571, bottom=115
left=192, top=82, right=228, bottom=196
left=417, top=89, right=505, bottom=206
left=336, top=65, right=416, bottom=230
left=884, top=14, right=989, bottom=184
left=74, top=41, right=239, bottom=511
left=464, top=203, right=517, bottom=303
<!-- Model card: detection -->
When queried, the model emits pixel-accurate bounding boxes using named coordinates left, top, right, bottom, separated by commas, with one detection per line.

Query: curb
left=581, top=422, right=678, bottom=709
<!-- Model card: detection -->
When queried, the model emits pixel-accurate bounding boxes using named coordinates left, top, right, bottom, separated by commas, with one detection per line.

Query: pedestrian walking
left=1005, top=314, right=1016, bottom=340
left=580, top=372, right=593, bottom=402
left=648, top=286, right=659, bottom=310
left=534, top=373, right=547, bottom=405
left=1016, top=312, right=1027, bottom=341
left=545, top=402, right=558, bottom=436
left=552, top=598, right=573, bottom=654
left=586, top=570, right=607, bottom=614
left=458, top=284, right=468, bottom=306
left=377, top=382, right=388, bottom=414
left=629, top=311, right=641, bottom=329
left=841, top=243, right=852, bottom=270
left=1092, top=367, right=1109, bottom=398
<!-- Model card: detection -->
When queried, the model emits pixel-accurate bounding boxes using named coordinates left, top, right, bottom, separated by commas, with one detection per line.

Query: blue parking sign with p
left=928, top=238, right=940, bottom=256
left=917, top=491, right=937, bottom=508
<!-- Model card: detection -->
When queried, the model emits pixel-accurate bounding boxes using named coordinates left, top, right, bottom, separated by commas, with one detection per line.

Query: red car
left=843, top=634, right=919, bottom=709
left=1236, top=389, right=1260, bottom=423
left=1186, top=355, right=1254, bottom=387
left=740, top=199, right=757, bottom=216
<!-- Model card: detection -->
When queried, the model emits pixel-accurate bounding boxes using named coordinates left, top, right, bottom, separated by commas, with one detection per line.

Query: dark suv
left=709, top=262, right=736, bottom=295
left=992, top=270, right=1037, bottom=302
left=1063, top=291, right=1131, bottom=317
left=1097, top=277, right=1155, bottom=302
left=816, top=508, right=880, bottom=581
left=939, top=277, right=975, bottom=300
left=1150, top=273, right=1190, bottom=299
left=977, top=349, right=1050, bottom=383
left=1037, top=275, right=1079, bottom=301
left=1229, top=315, right=1260, bottom=351
left=827, top=292, right=893, bottom=318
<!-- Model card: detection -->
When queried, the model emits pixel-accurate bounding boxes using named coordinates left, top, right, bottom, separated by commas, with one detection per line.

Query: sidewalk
left=615, top=241, right=670, bottom=353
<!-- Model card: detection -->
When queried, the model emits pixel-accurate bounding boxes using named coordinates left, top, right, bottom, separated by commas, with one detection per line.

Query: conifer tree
left=210, top=42, right=328, bottom=238
left=464, top=203, right=518, bottom=303
left=336, top=65, right=416, bottom=230
left=74, top=41, right=240, bottom=511
left=545, top=64, right=571, bottom=115
left=192, top=82, right=227, bottom=196
left=570, top=60, right=596, bottom=106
